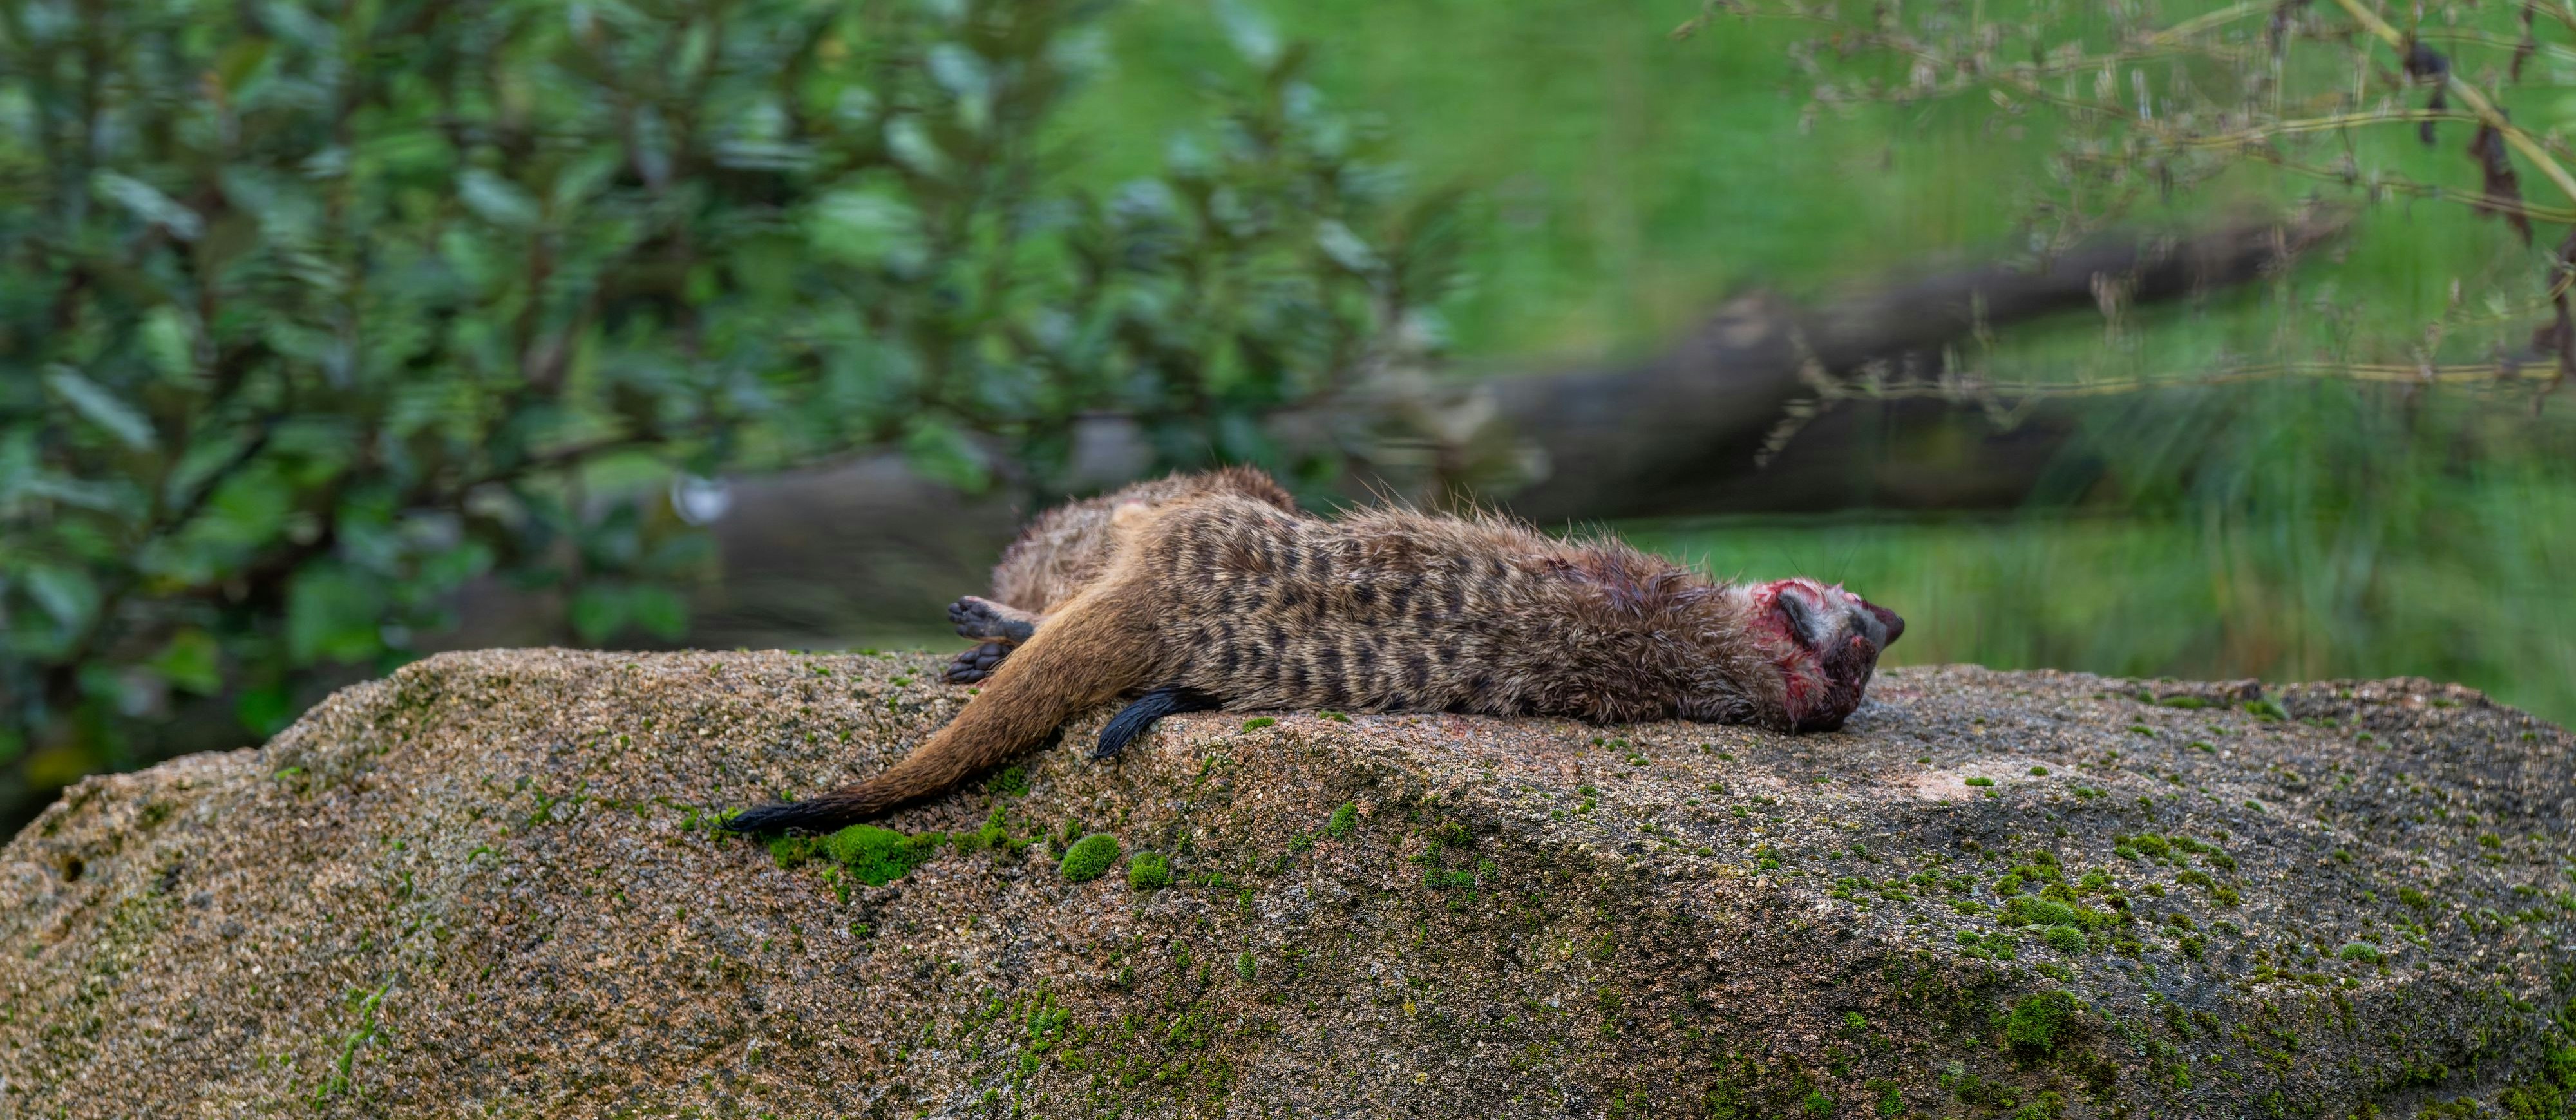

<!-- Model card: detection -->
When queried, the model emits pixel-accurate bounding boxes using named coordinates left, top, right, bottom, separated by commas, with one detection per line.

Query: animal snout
left=1766, top=579, right=1904, bottom=654
left=1862, top=601, right=1904, bottom=648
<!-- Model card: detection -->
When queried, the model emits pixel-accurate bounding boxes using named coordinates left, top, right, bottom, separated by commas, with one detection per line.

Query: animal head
left=1653, top=574, right=1901, bottom=732
left=1738, top=577, right=1903, bottom=732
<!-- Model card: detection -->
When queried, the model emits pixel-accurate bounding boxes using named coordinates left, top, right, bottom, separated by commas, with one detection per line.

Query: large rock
left=1, top=650, right=2570, bottom=1118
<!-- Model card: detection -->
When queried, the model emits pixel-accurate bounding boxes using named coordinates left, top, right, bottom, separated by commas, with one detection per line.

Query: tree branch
left=663, top=213, right=2348, bottom=647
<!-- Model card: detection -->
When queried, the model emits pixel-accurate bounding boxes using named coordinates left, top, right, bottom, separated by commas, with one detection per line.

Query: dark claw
left=942, top=642, right=1010, bottom=685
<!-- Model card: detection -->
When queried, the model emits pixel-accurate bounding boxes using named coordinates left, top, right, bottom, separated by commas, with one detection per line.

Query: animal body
left=725, top=467, right=1902, bottom=833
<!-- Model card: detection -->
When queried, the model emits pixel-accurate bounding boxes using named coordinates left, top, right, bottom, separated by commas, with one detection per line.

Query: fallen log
left=684, top=214, right=2344, bottom=648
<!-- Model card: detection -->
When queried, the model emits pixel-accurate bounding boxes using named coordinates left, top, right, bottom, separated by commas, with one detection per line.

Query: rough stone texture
left=1, top=650, right=2571, bottom=1119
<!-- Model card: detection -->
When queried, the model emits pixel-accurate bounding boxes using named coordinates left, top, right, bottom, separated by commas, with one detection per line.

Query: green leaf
left=901, top=417, right=992, bottom=492
left=236, top=684, right=296, bottom=736
left=1215, top=410, right=1274, bottom=464
left=1215, top=0, right=1282, bottom=68
left=47, top=367, right=158, bottom=450
left=22, top=565, right=102, bottom=631
left=140, top=307, right=197, bottom=378
left=1314, top=220, right=1381, bottom=276
left=19, top=475, right=131, bottom=514
left=415, top=540, right=497, bottom=588
left=457, top=169, right=541, bottom=229
left=568, top=585, right=630, bottom=644
left=92, top=171, right=204, bottom=240
left=884, top=118, right=948, bottom=179
left=548, top=150, right=623, bottom=214
left=924, top=44, right=991, bottom=100
left=196, top=461, right=295, bottom=549
left=809, top=185, right=926, bottom=270
left=629, top=585, right=688, bottom=640
left=212, top=38, right=272, bottom=93
left=149, top=629, right=224, bottom=695
left=287, top=567, right=384, bottom=665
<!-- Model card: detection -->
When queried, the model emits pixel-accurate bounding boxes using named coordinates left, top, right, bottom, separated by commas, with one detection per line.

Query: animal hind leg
left=726, top=585, right=1159, bottom=833
left=942, top=595, right=1045, bottom=685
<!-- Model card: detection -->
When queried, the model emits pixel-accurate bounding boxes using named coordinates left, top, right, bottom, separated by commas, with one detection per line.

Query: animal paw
left=948, top=595, right=1037, bottom=643
left=942, top=642, right=1010, bottom=685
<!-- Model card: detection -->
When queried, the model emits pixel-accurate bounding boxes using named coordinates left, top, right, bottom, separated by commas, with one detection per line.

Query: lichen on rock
left=0, top=650, right=2570, bottom=1117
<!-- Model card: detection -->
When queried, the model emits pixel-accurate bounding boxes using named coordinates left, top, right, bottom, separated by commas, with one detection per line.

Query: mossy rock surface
left=1, top=650, right=2571, bottom=1117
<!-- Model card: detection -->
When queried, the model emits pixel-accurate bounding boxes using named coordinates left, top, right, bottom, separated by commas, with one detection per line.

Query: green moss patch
left=951, top=804, right=1029, bottom=859
left=1326, top=802, right=1358, bottom=838
left=770, top=824, right=947, bottom=886
left=986, top=764, right=1030, bottom=797
left=1059, top=833, right=1121, bottom=883
left=2002, top=992, right=2079, bottom=1057
left=826, top=825, right=948, bottom=886
left=1127, top=851, right=1171, bottom=891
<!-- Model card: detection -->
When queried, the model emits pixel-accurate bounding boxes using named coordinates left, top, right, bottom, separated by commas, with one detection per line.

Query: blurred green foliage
left=0, top=0, right=1452, bottom=803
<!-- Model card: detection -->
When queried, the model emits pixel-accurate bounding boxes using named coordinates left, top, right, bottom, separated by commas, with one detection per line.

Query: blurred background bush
left=5, top=0, right=2571, bottom=831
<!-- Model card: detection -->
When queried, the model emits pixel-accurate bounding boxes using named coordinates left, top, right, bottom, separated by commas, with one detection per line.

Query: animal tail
left=1090, top=687, right=1222, bottom=760
left=723, top=590, right=1155, bottom=835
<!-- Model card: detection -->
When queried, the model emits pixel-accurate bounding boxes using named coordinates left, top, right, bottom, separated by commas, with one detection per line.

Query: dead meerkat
left=724, top=467, right=1902, bottom=833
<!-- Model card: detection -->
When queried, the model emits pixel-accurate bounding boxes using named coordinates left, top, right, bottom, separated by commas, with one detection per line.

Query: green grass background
left=1045, top=0, right=2576, bottom=722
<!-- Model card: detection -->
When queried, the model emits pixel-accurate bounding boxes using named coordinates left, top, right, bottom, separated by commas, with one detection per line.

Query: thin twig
left=2172, top=108, right=2485, bottom=147
left=1854, top=360, right=2560, bottom=401
left=2329, top=0, right=2576, bottom=207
